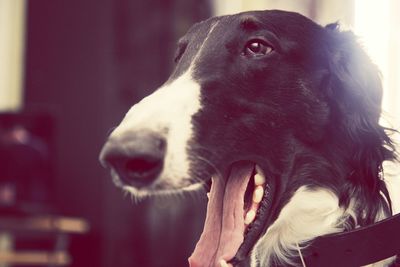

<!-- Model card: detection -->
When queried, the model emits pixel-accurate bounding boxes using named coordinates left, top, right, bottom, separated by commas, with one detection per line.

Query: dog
left=99, top=10, right=398, bottom=267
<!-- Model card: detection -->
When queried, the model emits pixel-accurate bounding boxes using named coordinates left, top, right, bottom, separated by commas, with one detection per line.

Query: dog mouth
left=189, top=161, right=274, bottom=267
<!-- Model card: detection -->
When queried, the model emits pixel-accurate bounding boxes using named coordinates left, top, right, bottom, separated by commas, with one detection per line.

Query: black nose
left=100, top=131, right=166, bottom=187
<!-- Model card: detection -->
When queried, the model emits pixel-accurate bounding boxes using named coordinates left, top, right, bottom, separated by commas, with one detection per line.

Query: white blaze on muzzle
left=109, top=21, right=220, bottom=190
left=110, top=68, right=202, bottom=187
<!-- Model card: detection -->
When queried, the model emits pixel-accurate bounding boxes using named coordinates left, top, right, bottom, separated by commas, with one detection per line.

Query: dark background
left=22, top=0, right=210, bottom=266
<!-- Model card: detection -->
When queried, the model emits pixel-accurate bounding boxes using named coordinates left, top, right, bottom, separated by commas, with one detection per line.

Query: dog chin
left=111, top=170, right=205, bottom=200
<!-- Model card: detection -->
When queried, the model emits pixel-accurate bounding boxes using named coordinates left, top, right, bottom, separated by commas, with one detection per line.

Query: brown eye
left=244, top=40, right=273, bottom=57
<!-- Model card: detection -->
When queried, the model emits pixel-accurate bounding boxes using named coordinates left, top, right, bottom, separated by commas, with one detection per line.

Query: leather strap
left=304, top=213, right=400, bottom=267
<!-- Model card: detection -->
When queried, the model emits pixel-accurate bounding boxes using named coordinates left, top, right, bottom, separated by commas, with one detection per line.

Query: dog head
left=100, top=10, right=395, bottom=266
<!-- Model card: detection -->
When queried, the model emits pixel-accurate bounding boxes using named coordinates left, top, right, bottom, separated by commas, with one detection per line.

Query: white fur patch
left=110, top=69, right=202, bottom=190
left=109, top=21, right=221, bottom=195
left=249, top=184, right=396, bottom=267
left=251, top=186, right=349, bottom=266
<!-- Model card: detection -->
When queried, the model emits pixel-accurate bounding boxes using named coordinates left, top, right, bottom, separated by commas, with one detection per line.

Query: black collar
left=304, top=213, right=400, bottom=266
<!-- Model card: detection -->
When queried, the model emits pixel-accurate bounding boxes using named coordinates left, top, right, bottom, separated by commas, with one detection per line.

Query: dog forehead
left=168, top=17, right=220, bottom=80
left=169, top=10, right=324, bottom=81
left=211, top=10, right=321, bottom=40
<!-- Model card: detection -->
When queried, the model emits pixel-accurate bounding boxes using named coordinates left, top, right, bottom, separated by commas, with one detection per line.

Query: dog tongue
left=188, top=162, right=254, bottom=267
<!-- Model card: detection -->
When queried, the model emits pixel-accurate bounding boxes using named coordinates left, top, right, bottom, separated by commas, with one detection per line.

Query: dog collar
left=304, top=213, right=400, bottom=266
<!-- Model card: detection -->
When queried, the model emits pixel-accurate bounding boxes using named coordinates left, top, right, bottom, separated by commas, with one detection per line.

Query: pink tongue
left=188, top=162, right=255, bottom=267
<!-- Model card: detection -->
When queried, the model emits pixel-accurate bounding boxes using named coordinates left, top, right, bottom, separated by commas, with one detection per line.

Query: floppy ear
left=324, top=24, right=396, bottom=219
left=325, top=23, right=383, bottom=124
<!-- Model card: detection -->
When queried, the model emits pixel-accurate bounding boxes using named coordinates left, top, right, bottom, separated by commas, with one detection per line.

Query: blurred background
left=0, top=0, right=399, bottom=266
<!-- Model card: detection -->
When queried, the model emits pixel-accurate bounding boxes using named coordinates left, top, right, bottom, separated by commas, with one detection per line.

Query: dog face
left=100, top=10, right=394, bottom=267
left=100, top=10, right=331, bottom=194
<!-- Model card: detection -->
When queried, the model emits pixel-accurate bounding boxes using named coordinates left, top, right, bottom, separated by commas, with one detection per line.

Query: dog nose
left=100, top=131, right=166, bottom=187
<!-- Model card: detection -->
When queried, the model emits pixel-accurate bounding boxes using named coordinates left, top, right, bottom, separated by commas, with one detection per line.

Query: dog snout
left=100, top=131, right=166, bottom=187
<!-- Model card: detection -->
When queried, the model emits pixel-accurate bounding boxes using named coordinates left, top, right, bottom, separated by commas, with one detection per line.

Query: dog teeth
left=252, top=186, right=264, bottom=203
left=244, top=209, right=256, bottom=225
left=254, top=165, right=266, bottom=185
left=254, top=173, right=266, bottom=186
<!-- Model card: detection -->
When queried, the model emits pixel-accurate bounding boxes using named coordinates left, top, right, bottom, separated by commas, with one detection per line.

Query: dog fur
left=100, top=10, right=398, bottom=267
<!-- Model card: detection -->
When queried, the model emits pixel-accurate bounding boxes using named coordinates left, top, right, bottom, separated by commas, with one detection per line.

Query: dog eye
left=244, top=40, right=273, bottom=57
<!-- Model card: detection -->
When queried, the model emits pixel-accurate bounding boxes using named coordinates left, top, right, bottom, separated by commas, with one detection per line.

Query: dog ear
left=324, top=24, right=396, bottom=220
left=325, top=23, right=383, bottom=123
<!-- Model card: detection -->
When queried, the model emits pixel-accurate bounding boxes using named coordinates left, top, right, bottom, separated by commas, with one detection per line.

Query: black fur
left=101, top=9, right=397, bottom=265
left=179, top=10, right=396, bottom=253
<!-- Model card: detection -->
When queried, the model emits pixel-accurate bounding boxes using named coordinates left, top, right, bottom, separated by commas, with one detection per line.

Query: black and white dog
left=100, top=10, right=399, bottom=267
